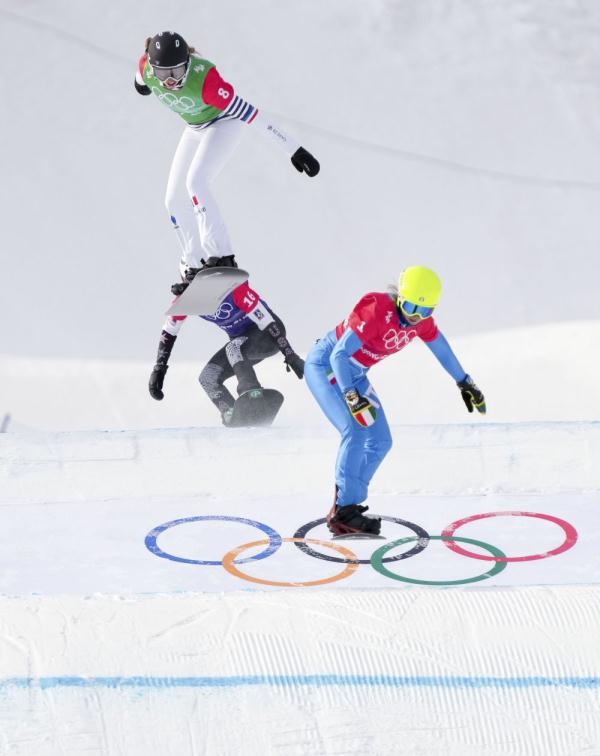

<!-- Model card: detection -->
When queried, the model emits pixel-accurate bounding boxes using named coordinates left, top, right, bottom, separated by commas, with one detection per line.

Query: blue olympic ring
left=144, top=515, right=282, bottom=566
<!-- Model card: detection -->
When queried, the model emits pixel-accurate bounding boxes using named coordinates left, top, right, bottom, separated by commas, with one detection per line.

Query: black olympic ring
left=292, top=516, right=430, bottom=565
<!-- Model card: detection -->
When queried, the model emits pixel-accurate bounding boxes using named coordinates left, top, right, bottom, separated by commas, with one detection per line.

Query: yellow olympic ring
left=221, top=537, right=359, bottom=587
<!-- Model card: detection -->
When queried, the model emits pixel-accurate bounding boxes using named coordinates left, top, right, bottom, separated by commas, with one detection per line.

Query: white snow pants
left=165, top=120, right=244, bottom=268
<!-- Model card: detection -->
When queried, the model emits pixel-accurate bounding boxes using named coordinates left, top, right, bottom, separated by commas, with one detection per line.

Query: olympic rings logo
left=204, top=301, right=234, bottom=321
left=382, top=327, right=417, bottom=351
left=150, top=86, right=205, bottom=115
left=144, top=511, right=578, bottom=588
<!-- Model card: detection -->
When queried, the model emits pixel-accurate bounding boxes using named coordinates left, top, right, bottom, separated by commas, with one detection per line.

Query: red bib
left=335, top=292, right=438, bottom=367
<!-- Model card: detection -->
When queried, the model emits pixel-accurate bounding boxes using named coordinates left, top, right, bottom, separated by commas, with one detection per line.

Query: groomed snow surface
left=2, top=421, right=600, bottom=754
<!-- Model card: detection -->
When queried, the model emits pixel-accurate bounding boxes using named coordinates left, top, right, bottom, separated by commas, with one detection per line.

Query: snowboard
left=227, top=389, right=284, bottom=428
left=166, top=267, right=249, bottom=316
left=332, top=532, right=385, bottom=541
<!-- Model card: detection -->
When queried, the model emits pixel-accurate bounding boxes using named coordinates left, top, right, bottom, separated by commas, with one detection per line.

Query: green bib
left=143, top=53, right=223, bottom=126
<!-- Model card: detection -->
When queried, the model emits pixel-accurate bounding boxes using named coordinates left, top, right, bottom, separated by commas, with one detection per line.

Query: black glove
left=457, top=375, right=486, bottom=414
left=171, top=266, right=201, bottom=296
left=149, top=332, right=177, bottom=399
left=149, top=364, right=168, bottom=401
left=171, top=282, right=188, bottom=296
left=184, top=266, right=201, bottom=280
left=266, top=321, right=303, bottom=378
left=285, top=352, right=304, bottom=379
left=344, top=388, right=376, bottom=425
left=291, top=147, right=320, bottom=177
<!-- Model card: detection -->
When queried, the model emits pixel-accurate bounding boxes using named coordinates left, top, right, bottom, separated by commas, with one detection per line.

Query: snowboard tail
left=166, top=267, right=249, bottom=316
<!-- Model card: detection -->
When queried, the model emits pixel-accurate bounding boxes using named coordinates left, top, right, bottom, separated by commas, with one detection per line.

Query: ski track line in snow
left=2, top=417, right=600, bottom=752
left=2, top=590, right=600, bottom=754
left=272, top=114, right=600, bottom=190
left=1, top=675, right=599, bottom=690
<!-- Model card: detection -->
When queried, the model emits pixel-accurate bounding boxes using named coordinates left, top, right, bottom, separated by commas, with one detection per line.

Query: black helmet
left=147, top=31, right=189, bottom=68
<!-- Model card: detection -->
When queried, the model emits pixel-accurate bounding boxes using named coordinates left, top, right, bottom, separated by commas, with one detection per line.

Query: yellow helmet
left=398, top=266, right=442, bottom=308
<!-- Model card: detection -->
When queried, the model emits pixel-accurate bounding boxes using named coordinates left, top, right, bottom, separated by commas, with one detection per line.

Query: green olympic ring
left=371, top=535, right=508, bottom=586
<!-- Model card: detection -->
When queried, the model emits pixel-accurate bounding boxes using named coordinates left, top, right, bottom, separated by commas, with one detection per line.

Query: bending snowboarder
left=304, top=266, right=486, bottom=537
left=149, top=258, right=304, bottom=426
left=135, top=31, right=320, bottom=271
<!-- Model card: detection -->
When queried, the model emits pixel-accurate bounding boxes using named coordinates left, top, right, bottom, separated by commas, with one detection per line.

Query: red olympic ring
left=441, top=511, right=578, bottom=563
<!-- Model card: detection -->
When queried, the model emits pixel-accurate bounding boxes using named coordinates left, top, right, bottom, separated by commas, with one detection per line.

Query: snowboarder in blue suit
left=304, top=266, right=486, bottom=537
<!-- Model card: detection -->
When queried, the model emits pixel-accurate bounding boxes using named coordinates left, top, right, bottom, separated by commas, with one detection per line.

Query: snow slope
left=2, top=422, right=600, bottom=594
left=2, top=319, right=600, bottom=431
left=1, top=0, right=600, bottom=360
left=1, top=422, right=600, bottom=754
left=2, top=590, right=600, bottom=756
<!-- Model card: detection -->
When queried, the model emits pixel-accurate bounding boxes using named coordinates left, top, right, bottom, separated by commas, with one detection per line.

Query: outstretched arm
left=426, top=331, right=486, bottom=414
left=425, top=331, right=466, bottom=381
left=232, top=284, right=304, bottom=378
left=201, top=66, right=319, bottom=176
left=250, top=111, right=320, bottom=176
left=330, top=329, right=363, bottom=392
left=330, top=329, right=378, bottom=425
left=148, top=316, right=186, bottom=400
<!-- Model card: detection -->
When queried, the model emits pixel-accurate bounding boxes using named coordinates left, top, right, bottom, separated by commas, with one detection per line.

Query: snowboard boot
left=232, top=360, right=262, bottom=396
left=327, top=502, right=382, bottom=537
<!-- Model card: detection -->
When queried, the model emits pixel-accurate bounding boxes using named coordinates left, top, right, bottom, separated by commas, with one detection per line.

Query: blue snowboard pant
left=304, top=356, right=393, bottom=507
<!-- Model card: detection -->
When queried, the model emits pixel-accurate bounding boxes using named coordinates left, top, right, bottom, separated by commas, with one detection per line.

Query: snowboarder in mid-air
left=149, top=258, right=304, bottom=426
left=303, top=266, right=486, bottom=537
left=135, top=31, right=320, bottom=274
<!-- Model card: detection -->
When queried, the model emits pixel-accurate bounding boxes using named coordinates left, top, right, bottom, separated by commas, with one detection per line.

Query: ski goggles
left=398, top=298, right=435, bottom=320
left=152, top=62, right=188, bottom=84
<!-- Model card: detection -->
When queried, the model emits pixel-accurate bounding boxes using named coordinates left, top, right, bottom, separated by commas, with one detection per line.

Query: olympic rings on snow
left=293, top=516, right=429, bottom=565
left=371, top=536, right=508, bottom=586
left=222, top=538, right=359, bottom=587
left=144, top=510, right=578, bottom=586
left=144, top=515, right=282, bottom=565
left=441, top=511, right=578, bottom=563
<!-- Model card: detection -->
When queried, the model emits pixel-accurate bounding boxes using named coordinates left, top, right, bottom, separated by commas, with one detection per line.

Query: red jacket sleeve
left=138, top=54, right=147, bottom=79
left=201, top=66, right=235, bottom=110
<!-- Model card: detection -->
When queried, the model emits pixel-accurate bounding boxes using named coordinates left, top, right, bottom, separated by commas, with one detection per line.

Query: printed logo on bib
left=205, top=302, right=234, bottom=321
left=382, top=327, right=418, bottom=351
left=150, top=86, right=206, bottom=115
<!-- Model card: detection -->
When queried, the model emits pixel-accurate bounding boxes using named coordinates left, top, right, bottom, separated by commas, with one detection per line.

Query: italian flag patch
left=353, top=405, right=377, bottom=427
